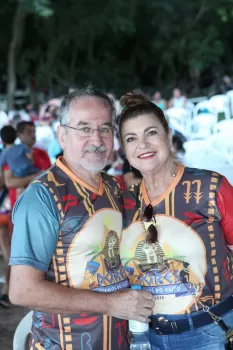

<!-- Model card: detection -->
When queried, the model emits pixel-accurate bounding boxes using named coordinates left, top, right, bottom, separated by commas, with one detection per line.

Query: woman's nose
left=138, top=137, right=149, bottom=149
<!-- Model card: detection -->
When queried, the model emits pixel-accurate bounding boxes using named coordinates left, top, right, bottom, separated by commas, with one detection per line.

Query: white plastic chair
left=213, top=119, right=233, bottom=135
left=183, top=139, right=211, bottom=167
left=13, top=310, right=32, bottom=350
left=165, top=107, right=191, bottom=132
left=193, top=100, right=216, bottom=118
left=209, top=95, right=231, bottom=120
left=188, top=113, right=216, bottom=139
left=184, top=153, right=230, bottom=175
left=208, top=133, right=233, bottom=164
left=226, top=90, right=233, bottom=117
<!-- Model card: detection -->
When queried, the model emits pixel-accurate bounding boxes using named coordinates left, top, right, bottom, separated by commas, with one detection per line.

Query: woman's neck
left=142, top=158, right=177, bottom=201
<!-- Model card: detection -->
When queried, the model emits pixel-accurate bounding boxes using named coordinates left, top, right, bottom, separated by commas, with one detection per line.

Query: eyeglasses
left=143, top=204, right=158, bottom=244
left=61, top=125, right=116, bottom=138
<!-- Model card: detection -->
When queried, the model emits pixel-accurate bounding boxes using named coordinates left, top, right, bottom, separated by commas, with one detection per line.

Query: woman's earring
left=129, top=165, right=135, bottom=188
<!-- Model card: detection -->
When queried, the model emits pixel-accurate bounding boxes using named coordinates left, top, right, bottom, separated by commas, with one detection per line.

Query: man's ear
left=57, top=125, right=65, bottom=150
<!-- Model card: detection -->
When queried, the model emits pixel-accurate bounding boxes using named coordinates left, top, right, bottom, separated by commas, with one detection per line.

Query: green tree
left=7, top=0, right=53, bottom=110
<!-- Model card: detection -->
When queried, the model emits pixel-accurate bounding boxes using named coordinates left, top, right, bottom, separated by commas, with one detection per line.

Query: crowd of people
left=0, top=86, right=232, bottom=350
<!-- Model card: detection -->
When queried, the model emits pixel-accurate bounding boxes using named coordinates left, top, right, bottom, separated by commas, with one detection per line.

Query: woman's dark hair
left=0, top=125, right=17, bottom=144
left=118, top=93, right=169, bottom=143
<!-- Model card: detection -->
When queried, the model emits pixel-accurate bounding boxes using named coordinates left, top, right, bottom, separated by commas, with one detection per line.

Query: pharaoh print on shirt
left=68, top=209, right=128, bottom=292
left=121, top=215, right=206, bottom=315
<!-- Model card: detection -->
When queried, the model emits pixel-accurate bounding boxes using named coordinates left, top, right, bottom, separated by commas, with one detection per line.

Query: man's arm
left=9, top=182, right=154, bottom=321
left=3, top=168, right=38, bottom=188
left=10, top=265, right=153, bottom=322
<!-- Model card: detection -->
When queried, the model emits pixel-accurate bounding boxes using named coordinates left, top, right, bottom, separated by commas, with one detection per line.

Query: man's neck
left=62, top=158, right=102, bottom=191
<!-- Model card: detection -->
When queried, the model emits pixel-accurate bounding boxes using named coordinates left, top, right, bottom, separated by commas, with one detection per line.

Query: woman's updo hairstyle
left=118, top=92, right=169, bottom=142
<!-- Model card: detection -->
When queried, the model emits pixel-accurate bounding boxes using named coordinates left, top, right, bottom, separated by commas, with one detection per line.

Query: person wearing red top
left=1, top=122, right=51, bottom=308
left=3, top=121, right=51, bottom=209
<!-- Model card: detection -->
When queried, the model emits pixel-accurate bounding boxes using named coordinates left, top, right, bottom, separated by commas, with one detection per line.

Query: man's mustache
left=85, top=145, right=107, bottom=153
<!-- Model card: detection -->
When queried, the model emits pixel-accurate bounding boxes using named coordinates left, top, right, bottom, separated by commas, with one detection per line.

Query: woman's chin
left=133, top=163, right=159, bottom=174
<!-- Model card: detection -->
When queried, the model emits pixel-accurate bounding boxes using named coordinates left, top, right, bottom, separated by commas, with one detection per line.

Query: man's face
left=57, top=97, right=114, bottom=173
left=18, top=125, right=36, bottom=147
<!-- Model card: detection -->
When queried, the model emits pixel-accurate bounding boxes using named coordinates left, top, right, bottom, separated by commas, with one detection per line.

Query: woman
left=152, top=91, right=167, bottom=111
left=168, top=88, right=187, bottom=109
left=119, top=93, right=233, bottom=350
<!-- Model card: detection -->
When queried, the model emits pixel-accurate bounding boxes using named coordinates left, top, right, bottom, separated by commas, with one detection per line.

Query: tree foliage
left=1, top=0, right=233, bottom=101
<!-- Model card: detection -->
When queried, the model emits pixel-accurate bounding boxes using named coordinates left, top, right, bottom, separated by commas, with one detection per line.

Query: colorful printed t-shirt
left=10, top=158, right=129, bottom=350
left=121, top=165, right=233, bottom=316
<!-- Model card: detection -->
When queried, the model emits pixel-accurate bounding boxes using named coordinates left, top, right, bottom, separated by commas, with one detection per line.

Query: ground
left=0, top=255, right=29, bottom=350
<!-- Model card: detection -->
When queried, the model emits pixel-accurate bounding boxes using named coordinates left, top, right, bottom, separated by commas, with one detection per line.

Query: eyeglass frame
left=61, top=124, right=116, bottom=137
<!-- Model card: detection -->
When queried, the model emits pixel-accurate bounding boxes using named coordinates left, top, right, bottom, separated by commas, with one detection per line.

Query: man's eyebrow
left=76, top=121, right=89, bottom=126
left=75, top=121, right=113, bottom=127
left=102, top=122, right=113, bottom=127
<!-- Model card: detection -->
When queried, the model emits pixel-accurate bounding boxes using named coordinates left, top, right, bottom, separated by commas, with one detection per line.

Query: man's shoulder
left=101, top=172, right=123, bottom=190
left=33, top=162, right=68, bottom=188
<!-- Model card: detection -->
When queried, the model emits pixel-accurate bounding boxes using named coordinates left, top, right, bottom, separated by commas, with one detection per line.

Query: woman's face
left=121, top=114, right=172, bottom=174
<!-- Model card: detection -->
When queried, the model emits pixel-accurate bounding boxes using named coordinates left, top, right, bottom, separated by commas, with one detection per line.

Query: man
left=3, top=121, right=51, bottom=208
left=16, top=121, right=51, bottom=172
left=9, top=88, right=154, bottom=349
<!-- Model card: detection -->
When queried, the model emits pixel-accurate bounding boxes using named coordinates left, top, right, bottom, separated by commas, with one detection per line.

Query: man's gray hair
left=59, top=86, right=116, bottom=125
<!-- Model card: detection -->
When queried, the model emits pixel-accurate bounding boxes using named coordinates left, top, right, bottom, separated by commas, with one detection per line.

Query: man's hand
left=106, top=289, right=154, bottom=322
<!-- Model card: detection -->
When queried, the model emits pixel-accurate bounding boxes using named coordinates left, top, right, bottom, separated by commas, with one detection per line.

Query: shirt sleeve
left=217, top=176, right=233, bottom=249
left=0, top=150, right=6, bottom=167
left=20, top=143, right=30, bottom=154
left=9, top=182, right=60, bottom=272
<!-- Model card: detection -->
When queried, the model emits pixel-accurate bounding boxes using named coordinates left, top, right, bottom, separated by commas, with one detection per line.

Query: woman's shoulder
left=182, top=166, right=225, bottom=183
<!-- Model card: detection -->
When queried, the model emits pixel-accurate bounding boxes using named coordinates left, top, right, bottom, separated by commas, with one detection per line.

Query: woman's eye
left=126, top=137, right=135, bottom=143
left=148, top=130, right=157, bottom=136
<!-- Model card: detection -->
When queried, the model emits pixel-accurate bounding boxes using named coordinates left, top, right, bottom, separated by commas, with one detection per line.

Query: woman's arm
left=217, top=176, right=233, bottom=250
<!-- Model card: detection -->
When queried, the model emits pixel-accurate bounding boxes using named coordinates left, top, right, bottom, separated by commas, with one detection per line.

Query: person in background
left=152, top=91, right=167, bottom=110
left=168, top=87, right=187, bottom=109
left=119, top=93, right=233, bottom=350
left=0, top=169, right=11, bottom=308
left=16, top=121, right=51, bottom=172
left=220, top=75, right=233, bottom=94
left=9, top=87, right=154, bottom=349
left=2, top=121, right=51, bottom=209
left=0, top=126, right=39, bottom=177
left=48, top=107, right=62, bottom=162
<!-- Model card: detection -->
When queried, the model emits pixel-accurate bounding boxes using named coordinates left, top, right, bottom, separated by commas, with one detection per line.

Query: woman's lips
left=138, top=152, right=156, bottom=159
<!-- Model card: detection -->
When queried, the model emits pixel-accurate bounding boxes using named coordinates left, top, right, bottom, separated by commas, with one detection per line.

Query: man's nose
left=89, top=129, right=103, bottom=145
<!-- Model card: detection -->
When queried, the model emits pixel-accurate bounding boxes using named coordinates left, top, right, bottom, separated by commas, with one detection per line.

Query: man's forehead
left=69, top=97, right=112, bottom=122
left=22, top=125, right=35, bottom=132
